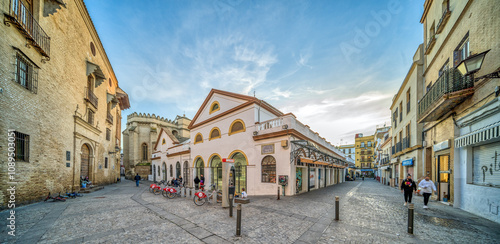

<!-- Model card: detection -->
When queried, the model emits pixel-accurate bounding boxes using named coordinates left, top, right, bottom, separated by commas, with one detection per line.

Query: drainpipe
left=72, top=105, right=78, bottom=192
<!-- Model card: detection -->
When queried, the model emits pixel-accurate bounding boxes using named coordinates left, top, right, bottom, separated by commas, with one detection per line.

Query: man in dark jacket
left=194, top=176, right=200, bottom=190
left=401, top=174, right=417, bottom=206
left=134, top=173, right=141, bottom=187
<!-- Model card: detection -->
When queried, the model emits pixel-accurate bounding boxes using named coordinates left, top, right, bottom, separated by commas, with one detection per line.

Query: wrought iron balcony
left=396, top=142, right=402, bottom=153
left=425, top=34, right=436, bottom=55
left=436, top=3, right=451, bottom=34
left=5, top=0, right=50, bottom=58
left=402, top=137, right=410, bottom=150
left=418, top=69, right=473, bottom=123
left=392, top=146, right=395, bottom=155
left=85, top=87, right=98, bottom=109
left=107, top=112, right=113, bottom=124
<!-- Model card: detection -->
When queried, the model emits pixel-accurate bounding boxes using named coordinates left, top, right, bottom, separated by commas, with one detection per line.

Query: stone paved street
left=1, top=179, right=499, bottom=244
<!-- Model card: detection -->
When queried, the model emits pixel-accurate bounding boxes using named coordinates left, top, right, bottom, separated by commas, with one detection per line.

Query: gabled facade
left=153, top=89, right=349, bottom=196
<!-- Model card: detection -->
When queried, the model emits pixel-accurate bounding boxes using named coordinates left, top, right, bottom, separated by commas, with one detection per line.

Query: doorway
left=438, top=155, right=450, bottom=201
left=81, top=144, right=90, bottom=179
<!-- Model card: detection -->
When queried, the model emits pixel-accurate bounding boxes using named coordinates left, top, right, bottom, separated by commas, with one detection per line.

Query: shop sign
left=261, top=144, right=275, bottom=154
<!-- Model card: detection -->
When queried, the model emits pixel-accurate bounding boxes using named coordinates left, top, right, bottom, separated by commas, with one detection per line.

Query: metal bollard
left=229, top=194, right=234, bottom=217
left=236, top=204, right=242, bottom=237
left=277, top=186, right=280, bottom=200
left=408, top=203, right=414, bottom=234
left=335, top=196, right=339, bottom=221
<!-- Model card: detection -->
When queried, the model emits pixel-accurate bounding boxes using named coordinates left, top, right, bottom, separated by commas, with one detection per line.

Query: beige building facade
left=390, top=44, right=425, bottom=187
left=0, top=0, right=129, bottom=206
left=419, top=0, right=500, bottom=208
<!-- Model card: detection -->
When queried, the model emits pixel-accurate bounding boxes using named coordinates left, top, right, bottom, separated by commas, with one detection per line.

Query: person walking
left=194, top=176, right=200, bottom=190
left=418, top=176, right=437, bottom=209
left=401, top=174, right=417, bottom=206
left=134, top=173, right=141, bottom=187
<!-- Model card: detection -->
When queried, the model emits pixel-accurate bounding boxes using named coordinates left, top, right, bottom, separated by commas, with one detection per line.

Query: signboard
left=402, top=158, right=414, bottom=166
left=261, top=144, right=275, bottom=154
left=222, top=158, right=235, bottom=163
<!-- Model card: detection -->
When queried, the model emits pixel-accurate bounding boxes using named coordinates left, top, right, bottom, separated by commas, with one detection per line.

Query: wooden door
left=81, top=144, right=90, bottom=178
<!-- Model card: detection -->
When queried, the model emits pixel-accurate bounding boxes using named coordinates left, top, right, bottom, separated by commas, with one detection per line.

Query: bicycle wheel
left=149, top=187, right=153, bottom=193
left=193, top=196, right=206, bottom=206
left=166, top=191, right=175, bottom=199
left=162, top=190, right=168, bottom=198
left=153, top=188, right=161, bottom=195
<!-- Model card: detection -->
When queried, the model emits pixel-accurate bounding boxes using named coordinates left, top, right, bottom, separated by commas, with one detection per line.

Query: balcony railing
left=107, top=112, right=113, bottom=124
left=85, top=87, right=98, bottom=108
left=425, top=34, right=436, bottom=55
left=257, top=117, right=283, bottom=131
left=402, top=137, right=410, bottom=150
left=6, top=0, right=50, bottom=57
left=392, top=146, right=395, bottom=155
left=396, top=142, right=402, bottom=153
left=436, top=3, right=451, bottom=34
left=418, top=69, right=473, bottom=122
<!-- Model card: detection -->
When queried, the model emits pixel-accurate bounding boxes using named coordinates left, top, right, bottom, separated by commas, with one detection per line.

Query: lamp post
left=457, top=49, right=500, bottom=81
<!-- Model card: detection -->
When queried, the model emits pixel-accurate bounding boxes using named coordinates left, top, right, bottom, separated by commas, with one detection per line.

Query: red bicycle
left=193, top=185, right=221, bottom=206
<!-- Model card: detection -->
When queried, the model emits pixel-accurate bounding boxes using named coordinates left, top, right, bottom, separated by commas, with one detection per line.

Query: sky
left=85, top=0, right=424, bottom=145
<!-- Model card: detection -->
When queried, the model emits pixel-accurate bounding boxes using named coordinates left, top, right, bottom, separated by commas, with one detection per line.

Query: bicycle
left=193, top=185, right=222, bottom=206
left=44, top=192, right=66, bottom=202
left=153, top=180, right=167, bottom=195
left=162, top=183, right=184, bottom=199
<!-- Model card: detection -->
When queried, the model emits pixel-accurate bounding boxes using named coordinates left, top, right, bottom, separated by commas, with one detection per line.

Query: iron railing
left=418, top=69, right=473, bottom=119
left=436, top=1, right=450, bottom=33
left=85, top=87, right=98, bottom=108
left=392, top=146, right=395, bottom=155
left=396, top=142, right=402, bottom=153
left=7, top=0, right=50, bottom=57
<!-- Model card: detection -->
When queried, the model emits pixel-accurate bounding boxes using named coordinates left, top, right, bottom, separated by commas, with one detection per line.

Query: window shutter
left=453, top=50, right=460, bottom=67
left=32, top=67, right=38, bottom=94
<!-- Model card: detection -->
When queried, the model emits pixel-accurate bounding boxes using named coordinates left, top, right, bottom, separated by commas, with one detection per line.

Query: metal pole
left=236, top=204, right=242, bottom=237
left=277, top=186, right=280, bottom=200
left=408, top=203, right=414, bottom=234
left=229, top=194, right=233, bottom=217
left=335, top=196, right=339, bottom=221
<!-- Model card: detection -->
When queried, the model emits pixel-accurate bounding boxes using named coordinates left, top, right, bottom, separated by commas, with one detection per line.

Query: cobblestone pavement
left=1, top=179, right=499, bottom=243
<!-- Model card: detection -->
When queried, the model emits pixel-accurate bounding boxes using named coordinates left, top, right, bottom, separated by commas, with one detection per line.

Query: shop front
left=402, top=158, right=414, bottom=178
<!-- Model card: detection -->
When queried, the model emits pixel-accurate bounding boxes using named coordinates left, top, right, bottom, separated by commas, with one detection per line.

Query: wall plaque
left=261, top=144, right=274, bottom=154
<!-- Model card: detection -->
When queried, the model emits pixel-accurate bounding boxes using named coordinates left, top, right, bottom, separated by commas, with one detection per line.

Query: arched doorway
left=195, top=157, right=204, bottom=178
left=81, top=144, right=91, bottom=180
left=210, top=155, right=222, bottom=190
left=162, top=162, right=167, bottom=181
left=176, top=162, right=181, bottom=178
left=231, top=152, right=247, bottom=195
left=183, top=161, right=189, bottom=187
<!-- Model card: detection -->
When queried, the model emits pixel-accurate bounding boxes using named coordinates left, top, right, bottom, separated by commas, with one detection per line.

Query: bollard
left=229, top=194, right=234, bottom=217
left=335, top=196, right=339, bottom=221
left=236, top=204, right=242, bottom=237
left=408, top=203, right=414, bottom=234
left=277, top=186, right=280, bottom=200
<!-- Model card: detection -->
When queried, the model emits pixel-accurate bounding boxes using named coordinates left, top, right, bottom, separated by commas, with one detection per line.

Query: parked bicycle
left=163, top=183, right=184, bottom=199
left=193, top=185, right=222, bottom=206
left=44, top=192, right=66, bottom=202
left=153, top=180, right=167, bottom=195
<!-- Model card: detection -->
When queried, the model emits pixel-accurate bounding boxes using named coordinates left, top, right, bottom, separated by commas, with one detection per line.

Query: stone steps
left=80, top=186, right=104, bottom=193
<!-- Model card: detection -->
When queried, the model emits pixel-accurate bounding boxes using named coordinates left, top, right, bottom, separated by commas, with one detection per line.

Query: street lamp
left=457, top=49, right=500, bottom=80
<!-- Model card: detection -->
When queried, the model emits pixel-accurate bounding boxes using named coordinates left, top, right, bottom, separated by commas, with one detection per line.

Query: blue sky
left=85, top=0, right=423, bottom=145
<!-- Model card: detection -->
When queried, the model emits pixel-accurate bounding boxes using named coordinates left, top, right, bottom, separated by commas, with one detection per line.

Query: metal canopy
left=290, top=140, right=346, bottom=167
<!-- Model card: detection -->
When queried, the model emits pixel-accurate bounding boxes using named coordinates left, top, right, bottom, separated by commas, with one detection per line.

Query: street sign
left=222, top=158, right=235, bottom=163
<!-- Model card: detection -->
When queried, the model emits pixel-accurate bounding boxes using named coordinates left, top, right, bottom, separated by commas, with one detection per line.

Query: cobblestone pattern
left=1, top=179, right=500, bottom=243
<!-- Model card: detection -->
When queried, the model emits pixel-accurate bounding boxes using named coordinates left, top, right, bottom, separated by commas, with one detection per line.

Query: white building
left=152, top=89, right=349, bottom=196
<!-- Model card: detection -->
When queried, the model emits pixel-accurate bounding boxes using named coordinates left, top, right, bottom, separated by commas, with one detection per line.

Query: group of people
left=193, top=174, right=205, bottom=190
left=400, top=174, right=437, bottom=209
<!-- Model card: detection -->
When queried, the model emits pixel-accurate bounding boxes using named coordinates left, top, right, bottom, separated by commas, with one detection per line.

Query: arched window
left=209, top=127, right=221, bottom=141
left=142, top=143, right=148, bottom=161
left=262, top=156, right=276, bottom=183
left=183, top=161, right=189, bottom=187
left=162, top=162, right=166, bottom=181
left=229, top=119, right=246, bottom=135
left=162, top=138, right=166, bottom=145
left=231, top=152, right=247, bottom=195
left=194, top=133, right=203, bottom=144
left=170, top=164, right=173, bottom=177
left=210, top=101, right=220, bottom=114
left=195, top=157, right=205, bottom=178
left=176, top=162, right=181, bottom=178
left=210, top=155, right=222, bottom=190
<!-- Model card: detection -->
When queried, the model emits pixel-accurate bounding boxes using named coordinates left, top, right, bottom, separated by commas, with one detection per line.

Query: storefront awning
left=455, top=120, right=500, bottom=148
left=402, top=158, right=413, bottom=166
left=299, top=158, right=345, bottom=168
left=115, top=86, right=130, bottom=110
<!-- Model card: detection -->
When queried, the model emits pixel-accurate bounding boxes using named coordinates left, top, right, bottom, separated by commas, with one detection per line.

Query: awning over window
left=86, top=61, right=106, bottom=88
left=115, top=86, right=130, bottom=110
left=107, top=93, right=120, bottom=109
left=455, top=121, right=500, bottom=148
left=402, top=158, right=413, bottom=166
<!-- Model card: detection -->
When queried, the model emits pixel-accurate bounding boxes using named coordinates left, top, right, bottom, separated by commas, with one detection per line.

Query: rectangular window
left=361, top=142, right=365, bottom=148
left=367, top=141, right=372, bottom=147
left=105, top=157, right=108, bottom=169
left=426, top=82, right=432, bottom=93
left=15, top=52, right=38, bottom=93
left=399, top=102, right=403, bottom=122
left=106, top=128, right=111, bottom=141
left=406, top=88, right=411, bottom=114
left=454, top=33, right=470, bottom=67
left=439, top=60, right=449, bottom=77
left=14, top=131, right=30, bottom=162
left=87, top=109, right=94, bottom=125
